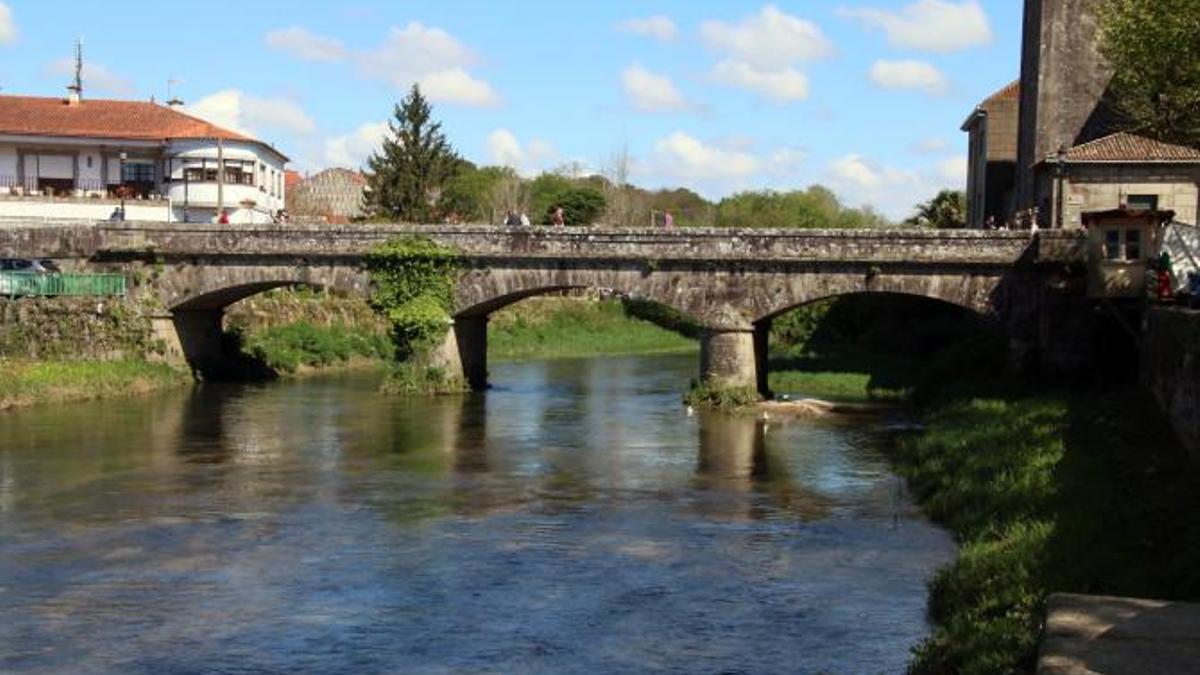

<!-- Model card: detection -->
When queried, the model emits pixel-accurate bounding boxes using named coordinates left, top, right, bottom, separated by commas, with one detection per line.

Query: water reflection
left=0, top=354, right=954, bottom=674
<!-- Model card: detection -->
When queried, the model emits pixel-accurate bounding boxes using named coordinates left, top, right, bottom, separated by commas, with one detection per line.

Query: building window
left=1127, top=194, right=1158, bottom=211
left=1103, top=227, right=1145, bottom=261
left=121, top=162, right=155, bottom=183
left=86, top=155, right=93, bottom=169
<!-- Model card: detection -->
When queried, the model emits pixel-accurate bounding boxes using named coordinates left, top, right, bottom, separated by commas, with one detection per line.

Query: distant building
left=962, top=81, right=1019, bottom=228
left=963, top=0, right=1200, bottom=228
left=287, top=168, right=367, bottom=223
left=0, top=93, right=288, bottom=224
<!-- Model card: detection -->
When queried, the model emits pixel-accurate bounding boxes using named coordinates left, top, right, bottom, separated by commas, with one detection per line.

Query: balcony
left=0, top=175, right=167, bottom=202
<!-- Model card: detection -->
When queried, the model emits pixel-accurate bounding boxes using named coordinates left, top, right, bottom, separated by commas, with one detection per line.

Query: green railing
left=0, top=272, right=126, bottom=298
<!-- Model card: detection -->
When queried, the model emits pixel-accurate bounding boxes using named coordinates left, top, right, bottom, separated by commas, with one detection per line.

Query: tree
left=905, top=190, right=966, bottom=229
left=1099, top=0, right=1200, bottom=147
left=542, top=187, right=607, bottom=226
left=712, top=187, right=891, bottom=229
left=364, top=85, right=461, bottom=222
left=441, top=164, right=518, bottom=223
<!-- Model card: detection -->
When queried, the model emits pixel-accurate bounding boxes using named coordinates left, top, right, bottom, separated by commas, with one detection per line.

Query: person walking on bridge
left=552, top=206, right=565, bottom=227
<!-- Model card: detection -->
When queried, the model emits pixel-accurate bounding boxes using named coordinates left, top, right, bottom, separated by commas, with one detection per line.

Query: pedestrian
left=985, top=215, right=997, bottom=230
left=520, top=211, right=531, bottom=227
left=217, top=209, right=229, bottom=225
left=663, top=211, right=675, bottom=229
left=552, top=206, right=565, bottom=227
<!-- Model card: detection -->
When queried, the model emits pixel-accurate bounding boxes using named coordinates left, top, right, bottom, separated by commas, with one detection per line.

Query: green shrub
left=684, top=383, right=760, bottom=409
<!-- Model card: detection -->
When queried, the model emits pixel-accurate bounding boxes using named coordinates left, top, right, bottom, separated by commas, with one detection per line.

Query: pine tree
left=364, top=85, right=460, bottom=222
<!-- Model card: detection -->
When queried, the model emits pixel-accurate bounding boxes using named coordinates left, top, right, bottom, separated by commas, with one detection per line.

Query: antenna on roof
left=166, top=77, right=184, bottom=107
left=66, top=38, right=83, bottom=104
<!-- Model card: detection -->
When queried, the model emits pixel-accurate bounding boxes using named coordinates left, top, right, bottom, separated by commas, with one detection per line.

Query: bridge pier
left=431, top=316, right=489, bottom=391
left=700, top=327, right=760, bottom=392
left=164, top=309, right=227, bottom=380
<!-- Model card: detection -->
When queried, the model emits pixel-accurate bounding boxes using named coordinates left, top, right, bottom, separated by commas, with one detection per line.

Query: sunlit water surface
left=0, top=353, right=953, bottom=674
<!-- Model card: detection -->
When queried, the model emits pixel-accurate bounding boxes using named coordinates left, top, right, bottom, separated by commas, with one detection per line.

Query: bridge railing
left=0, top=272, right=126, bottom=298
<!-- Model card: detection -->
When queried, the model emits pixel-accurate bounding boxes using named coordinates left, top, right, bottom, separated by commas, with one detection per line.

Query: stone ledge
left=1037, top=593, right=1200, bottom=674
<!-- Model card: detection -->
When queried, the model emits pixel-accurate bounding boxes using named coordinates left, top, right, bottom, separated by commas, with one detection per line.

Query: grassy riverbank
left=488, top=298, right=697, bottom=361
left=237, top=321, right=393, bottom=374
left=894, top=388, right=1200, bottom=674
left=0, top=359, right=190, bottom=410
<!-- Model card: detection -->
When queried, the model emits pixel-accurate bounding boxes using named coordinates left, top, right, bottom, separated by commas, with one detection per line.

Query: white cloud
left=188, top=90, right=316, bottom=137
left=0, top=2, right=15, bottom=44
left=868, top=60, right=949, bottom=95
left=46, top=58, right=133, bottom=96
left=266, top=22, right=500, bottom=107
left=710, top=60, right=810, bottom=102
left=910, top=137, right=950, bottom=154
left=358, top=22, right=500, bottom=106
left=324, top=121, right=389, bottom=168
left=700, top=6, right=830, bottom=104
left=617, top=16, right=678, bottom=41
left=265, top=26, right=347, bottom=62
left=485, top=128, right=558, bottom=176
left=826, top=152, right=965, bottom=218
left=417, top=68, right=501, bottom=107
left=621, top=64, right=694, bottom=112
left=838, top=0, right=992, bottom=53
left=649, top=132, right=762, bottom=181
left=631, top=132, right=809, bottom=198
left=937, top=155, right=968, bottom=183
left=700, top=5, right=833, bottom=69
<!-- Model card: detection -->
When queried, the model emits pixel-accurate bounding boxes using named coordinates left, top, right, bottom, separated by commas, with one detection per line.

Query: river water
left=0, top=353, right=954, bottom=674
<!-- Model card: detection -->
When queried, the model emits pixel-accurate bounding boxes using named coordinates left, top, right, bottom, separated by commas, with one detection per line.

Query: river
left=0, top=353, right=954, bottom=674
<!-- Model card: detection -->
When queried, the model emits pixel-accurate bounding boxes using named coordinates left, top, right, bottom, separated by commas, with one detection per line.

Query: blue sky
left=0, top=1, right=1023, bottom=218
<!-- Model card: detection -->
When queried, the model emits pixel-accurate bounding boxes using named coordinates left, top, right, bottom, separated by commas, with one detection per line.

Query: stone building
left=1045, top=133, right=1200, bottom=228
left=286, top=168, right=366, bottom=223
left=963, top=0, right=1200, bottom=229
left=962, top=81, right=1019, bottom=228
left=0, top=94, right=289, bottom=224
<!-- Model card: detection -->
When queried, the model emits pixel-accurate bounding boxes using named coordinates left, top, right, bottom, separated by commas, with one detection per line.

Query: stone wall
left=0, top=296, right=159, bottom=360
left=1142, top=308, right=1200, bottom=458
left=1065, top=165, right=1200, bottom=227
left=1016, top=0, right=1114, bottom=212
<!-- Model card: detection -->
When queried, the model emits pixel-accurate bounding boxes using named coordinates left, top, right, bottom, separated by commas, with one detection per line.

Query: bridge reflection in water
left=0, top=354, right=953, bottom=673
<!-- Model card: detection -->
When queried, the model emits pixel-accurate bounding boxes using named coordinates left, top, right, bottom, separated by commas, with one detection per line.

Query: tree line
left=362, top=86, right=923, bottom=229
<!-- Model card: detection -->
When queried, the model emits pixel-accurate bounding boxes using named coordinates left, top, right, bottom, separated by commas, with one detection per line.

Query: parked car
left=0, top=258, right=61, bottom=273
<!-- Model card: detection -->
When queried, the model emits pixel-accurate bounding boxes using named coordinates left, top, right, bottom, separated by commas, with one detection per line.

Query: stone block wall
left=1065, top=165, right=1200, bottom=227
left=1141, top=308, right=1200, bottom=458
left=0, top=296, right=159, bottom=360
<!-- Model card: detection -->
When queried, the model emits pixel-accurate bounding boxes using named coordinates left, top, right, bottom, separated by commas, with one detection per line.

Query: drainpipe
left=216, top=137, right=225, bottom=221
left=1055, top=145, right=1066, bottom=229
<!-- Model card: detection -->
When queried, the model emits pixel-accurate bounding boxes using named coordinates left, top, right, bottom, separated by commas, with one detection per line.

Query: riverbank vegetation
left=488, top=297, right=696, bottom=361
left=768, top=296, right=1200, bottom=673
left=365, top=235, right=466, bottom=395
left=897, top=388, right=1200, bottom=674
left=0, top=359, right=189, bottom=410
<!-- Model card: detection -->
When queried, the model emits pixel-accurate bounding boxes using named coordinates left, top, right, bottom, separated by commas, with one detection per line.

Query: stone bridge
left=1, top=223, right=1090, bottom=391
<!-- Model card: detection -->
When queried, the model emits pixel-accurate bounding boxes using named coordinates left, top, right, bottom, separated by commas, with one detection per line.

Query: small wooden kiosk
left=1081, top=207, right=1174, bottom=299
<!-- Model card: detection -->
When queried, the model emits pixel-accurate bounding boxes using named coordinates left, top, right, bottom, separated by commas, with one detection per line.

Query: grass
left=766, top=344, right=926, bottom=402
left=0, top=359, right=190, bottom=410
left=238, top=321, right=393, bottom=374
left=488, top=298, right=697, bottom=361
left=895, top=389, right=1200, bottom=674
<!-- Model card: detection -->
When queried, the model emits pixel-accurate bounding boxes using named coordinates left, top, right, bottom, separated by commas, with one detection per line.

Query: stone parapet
left=1141, top=307, right=1200, bottom=458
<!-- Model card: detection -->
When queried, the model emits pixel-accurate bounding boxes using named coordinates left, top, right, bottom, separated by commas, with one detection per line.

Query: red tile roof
left=982, top=80, right=1019, bottom=105
left=1062, top=132, right=1200, bottom=163
left=285, top=170, right=304, bottom=190
left=0, top=94, right=253, bottom=143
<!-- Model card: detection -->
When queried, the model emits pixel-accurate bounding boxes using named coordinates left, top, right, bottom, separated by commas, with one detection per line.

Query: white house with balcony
left=0, top=93, right=288, bottom=224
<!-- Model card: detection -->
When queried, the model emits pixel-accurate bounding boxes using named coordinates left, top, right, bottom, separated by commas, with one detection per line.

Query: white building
left=0, top=93, right=288, bottom=224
